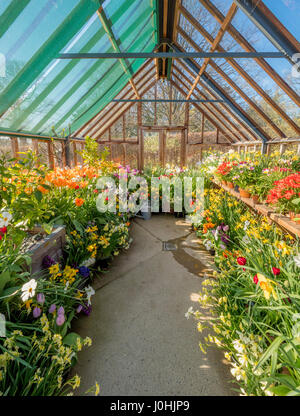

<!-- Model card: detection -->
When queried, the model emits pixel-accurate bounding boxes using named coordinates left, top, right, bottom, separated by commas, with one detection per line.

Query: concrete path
left=72, top=215, right=235, bottom=396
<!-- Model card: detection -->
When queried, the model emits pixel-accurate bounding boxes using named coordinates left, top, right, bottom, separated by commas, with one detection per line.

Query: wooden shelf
left=212, top=180, right=300, bottom=238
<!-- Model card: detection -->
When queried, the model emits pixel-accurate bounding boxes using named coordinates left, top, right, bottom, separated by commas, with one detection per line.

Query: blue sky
left=264, top=0, right=300, bottom=40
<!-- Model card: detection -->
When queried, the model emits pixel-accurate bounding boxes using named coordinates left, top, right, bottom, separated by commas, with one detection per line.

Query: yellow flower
left=257, top=273, right=278, bottom=300
left=95, top=382, right=100, bottom=396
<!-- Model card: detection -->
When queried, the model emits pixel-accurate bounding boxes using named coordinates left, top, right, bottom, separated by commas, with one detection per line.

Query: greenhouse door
left=139, top=126, right=186, bottom=170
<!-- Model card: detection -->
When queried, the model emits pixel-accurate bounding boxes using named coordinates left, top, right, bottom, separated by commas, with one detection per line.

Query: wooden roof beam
left=180, top=5, right=300, bottom=135
left=197, top=0, right=300, bottom=107
left=97, top=6, right=140, bottom=99
left=178, top=26, right=286, bottom=138
left=186, top=2, right=237, bottom=100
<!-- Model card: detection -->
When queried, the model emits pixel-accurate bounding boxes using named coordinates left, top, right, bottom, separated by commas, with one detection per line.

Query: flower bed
left=0, top=144, right=132, bottom=395
left=189, top=184, right=300, bottom=396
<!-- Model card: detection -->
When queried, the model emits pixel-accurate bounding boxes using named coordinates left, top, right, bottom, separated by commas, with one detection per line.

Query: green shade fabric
left=0, top=0, right=157, bottom=136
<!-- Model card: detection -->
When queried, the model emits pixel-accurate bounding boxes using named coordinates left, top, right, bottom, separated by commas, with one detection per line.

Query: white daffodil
left=185, top=306, right=194, bottom=319
left=21, top=279, right=37, bottom=302
left=293, top=254, right=300, bottom=267
left=85, top=285, right=95, bottom=306
left=0, top=211, right=12, bottom=227
left=243, top=220, right=250, bottom=231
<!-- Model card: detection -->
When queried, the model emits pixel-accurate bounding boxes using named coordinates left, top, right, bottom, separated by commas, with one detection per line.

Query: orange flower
left=37, top=185, right=48, bottom=194
left=75, top=197, right=84, bottom=207
left=203, top=222, right=215, bottom=234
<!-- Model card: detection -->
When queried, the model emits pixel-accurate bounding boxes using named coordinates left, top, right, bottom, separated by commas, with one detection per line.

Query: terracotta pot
left=227, top=182, right=234, bottom=189
left=289, top=212, right=300, bottom=223
left=252, top=195, right=259, bottom=204
left=239, top=188, right=251, bottom=198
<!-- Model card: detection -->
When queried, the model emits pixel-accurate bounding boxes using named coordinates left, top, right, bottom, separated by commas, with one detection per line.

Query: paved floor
left=71, top=215, right=235, bottom=396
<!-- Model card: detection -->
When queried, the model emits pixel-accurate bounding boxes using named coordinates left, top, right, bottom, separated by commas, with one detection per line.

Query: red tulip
left=0, top=227, right=7, bottom=234
left=237, top=257, right=247, bottom=266
left=253, top=274, right=258, bottom=285
left=272, top=267, right=280, bottom=276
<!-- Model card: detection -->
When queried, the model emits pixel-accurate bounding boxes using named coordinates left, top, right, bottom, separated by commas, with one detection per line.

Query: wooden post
left=159, top=130, right=165, bottom=168
left=279, top=143, right=286, bottom=155
left=73, top=141, right=78, bottom=166
left=181, top=129, right=187, bottom=167
left=137, top=102, right=143, bottom=171
left=169, top=84, right=172, bottom=125
left=48, top=140, right=55, bottom=169
left=297, top=143, right=300, bottom=156
left=65, top=137, right=71, bottom=167
left=154, top=83, right=157, bottom=125
left=123, top=114, right=126, bottom=141
left=216, top=128, right=219, bottom=144
left=10, top=137, right=19, bottom=159
left=201, top=114, right=204, bottom=144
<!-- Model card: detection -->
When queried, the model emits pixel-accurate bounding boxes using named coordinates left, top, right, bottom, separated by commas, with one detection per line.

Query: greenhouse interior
left=0, top=0, right=300, bottom=399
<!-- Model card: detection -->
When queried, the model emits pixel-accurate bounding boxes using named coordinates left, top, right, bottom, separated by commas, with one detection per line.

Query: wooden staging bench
left=212, top=180, right=300, bottom=238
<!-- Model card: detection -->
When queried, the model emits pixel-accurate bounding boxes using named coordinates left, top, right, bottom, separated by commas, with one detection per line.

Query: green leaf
left=255, top=336, right=285, bottom=371
left=63, top=332, right=82, bottom=347
left=34, top=189, right=43, bottom=202
left=0, top=270, right=11, bottom=295
left=41, top=223, right=53, bottom=235
left=268, top=385, right=291, bottom=396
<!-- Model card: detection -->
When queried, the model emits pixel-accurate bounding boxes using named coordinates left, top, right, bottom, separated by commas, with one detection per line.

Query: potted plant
left=266, top=173, right=300, bottom=222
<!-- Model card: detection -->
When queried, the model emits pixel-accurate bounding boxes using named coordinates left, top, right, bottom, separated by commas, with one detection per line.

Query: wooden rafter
left=93, top=72, right=156, bottom=138
left=97, top=6, right=140, bottom=99
left=178, top=26, right=286, bottom=138
left=173, top=65, right=249, bottom=142
left=85, top=65, right=155, bottom=137
left=197, top=0, right=300, bottom=108
left=75, top=60, right=153, bottom=137
left=94, top=79, right=157, bottom=140
left=170, top=77, right=236, bottom=143
left=179, top=5, right=300, bottom=136
left=174, top=61, right=254, bottom=141
left=186, top=3, right=237, bottom=99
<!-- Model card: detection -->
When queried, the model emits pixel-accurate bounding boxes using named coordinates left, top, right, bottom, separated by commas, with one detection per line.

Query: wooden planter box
left=26, top=226, right=66, bottom=275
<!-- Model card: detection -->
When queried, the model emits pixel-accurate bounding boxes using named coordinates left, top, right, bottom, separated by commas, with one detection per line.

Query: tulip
left=272, top=267, right=280, bottom=276
left=237, top=257, right=247, bottom=266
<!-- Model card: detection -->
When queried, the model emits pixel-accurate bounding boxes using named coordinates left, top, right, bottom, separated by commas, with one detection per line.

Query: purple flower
left=223, top=225, right=229, bottom=232
left=37, top=293, right=45, bottom=305
left=33, top=307, right=42, bottom=318
left=56, top=314, right=65, bottom=326
left=78, top=266, right=90, bottom=278
left=57, top=306, right=64, bottom=316
left=221, top=234, right=230, bottom=244
left=49, top=304, right=56, bottom=314
left=82, top=304, right=92, bottom=316
left=76, top=305, right=83, bottom=313
left=42, top=255, right=56, bottom=269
